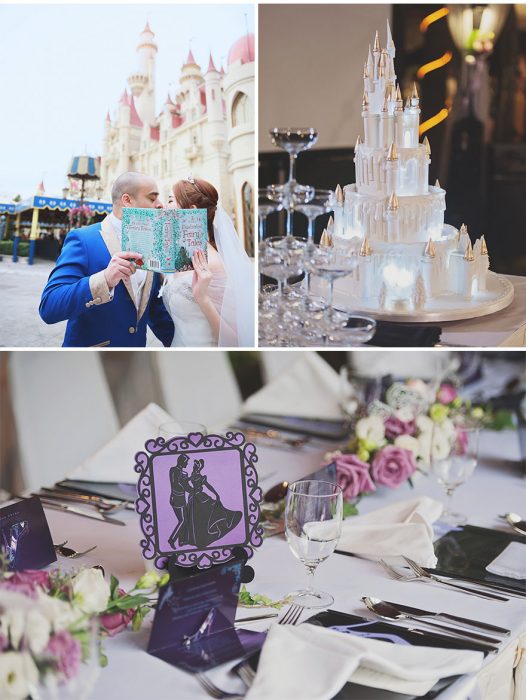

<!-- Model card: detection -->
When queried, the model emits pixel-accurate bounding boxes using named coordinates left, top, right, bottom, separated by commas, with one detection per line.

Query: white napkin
left=242, top=353, right=342, bottom=419
left=337, top=497, right=443, bottom=567
left=486, top=542, right=526, bottom=580
left=245, top=623, right=483, bottom=700
left=67, top=403, right=175, bottom=483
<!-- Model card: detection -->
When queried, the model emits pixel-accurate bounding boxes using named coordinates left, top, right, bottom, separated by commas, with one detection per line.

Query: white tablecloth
left=36, top=428, right=526, bottom=700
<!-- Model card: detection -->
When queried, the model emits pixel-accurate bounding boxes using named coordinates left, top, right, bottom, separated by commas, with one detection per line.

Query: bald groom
left=40, top=172, right=174, bottom=347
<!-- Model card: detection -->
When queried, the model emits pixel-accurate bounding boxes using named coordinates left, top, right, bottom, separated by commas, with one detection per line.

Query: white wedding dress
left=162, top=271, right=216, bottom=347
left=159, top=206, right=254, bottom=347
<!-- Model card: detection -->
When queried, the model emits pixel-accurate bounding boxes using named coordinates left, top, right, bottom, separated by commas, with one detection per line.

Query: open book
left=121, top=207, right=208, bottom=273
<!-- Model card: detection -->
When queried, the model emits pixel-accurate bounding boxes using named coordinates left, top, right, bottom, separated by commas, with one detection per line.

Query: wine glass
left=285, top=479, right=343, bottom=609
left=269, top=127, right=319, bottom=185
left=431, top=422, right=479, bottom=525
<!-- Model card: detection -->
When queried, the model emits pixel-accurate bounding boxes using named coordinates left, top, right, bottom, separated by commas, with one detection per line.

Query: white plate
left=319, top=272, right=515, bottom=323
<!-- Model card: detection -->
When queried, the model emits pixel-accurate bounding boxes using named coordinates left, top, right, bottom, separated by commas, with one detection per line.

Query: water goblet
left=285, top=480, right=343, bottom=608
left=431, top=421, right=479, bottom=525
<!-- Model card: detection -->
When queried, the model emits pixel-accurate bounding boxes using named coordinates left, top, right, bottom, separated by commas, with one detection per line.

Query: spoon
left=499, top=513, right=526, bottom=536
left=54, top=540, right=98, bottom=559
left=263, top=481, right=289, bottom=503
left=362, top=597, right=499, bottom=648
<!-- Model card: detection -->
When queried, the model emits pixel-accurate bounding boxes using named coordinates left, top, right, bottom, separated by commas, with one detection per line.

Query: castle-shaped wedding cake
left=328, top=21, right=510, bottom=317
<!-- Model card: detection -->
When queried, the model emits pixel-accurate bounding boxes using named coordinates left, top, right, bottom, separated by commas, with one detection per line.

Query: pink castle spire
left=207, top=52, right=218, bottom=73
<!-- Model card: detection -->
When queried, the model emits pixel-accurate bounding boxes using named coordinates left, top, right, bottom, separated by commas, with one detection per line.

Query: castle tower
left=386, top=191, right=399, bottom=242
left=178, top=49, right=205, bottom=123
left=117, top=90, right=132, bottom=174
left=127, top=22, right=157, bottom=126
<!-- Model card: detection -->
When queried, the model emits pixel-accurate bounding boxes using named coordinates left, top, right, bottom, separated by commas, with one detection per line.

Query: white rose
left=418, top=431, right=432, bottom=467
left=71, top=568, right=110, bottom=614
left=356, top=415, right=385, bottom=446
left=25, top=610, right=51, bottom=655
left=416, top=414, right=433, bottom=435
left=394, top=434, right=420, bottom=456
left=35, top=589, right=82, bottom=631
left=441, top=417, right=456, bottom=438
left=394, top=407, right=415, bottom=422
left=431, top=426, right=451, bottom=461
left=0, top=652, right=39, bottom=700
left=6, top=610, right=25, bottom=651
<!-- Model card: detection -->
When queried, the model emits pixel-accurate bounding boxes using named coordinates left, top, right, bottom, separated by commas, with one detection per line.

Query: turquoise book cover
left=121, top=208, right=208, bottom=273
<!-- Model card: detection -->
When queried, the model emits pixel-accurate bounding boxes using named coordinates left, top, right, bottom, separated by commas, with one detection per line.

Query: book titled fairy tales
left=121, top=208, right=208, bottom=273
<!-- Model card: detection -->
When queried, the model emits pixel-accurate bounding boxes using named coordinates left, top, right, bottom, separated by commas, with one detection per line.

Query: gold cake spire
left=355, top=134, right=362, bottom=150
left=435, top=179, right=440, bottom=188
left=327, top=214, right=334, bottom=230
left=373, top=30, right=381, bottom=53
left=423, top=135, right=431, bottom=156
left=387, top=192, right=399, bottom=211
left=334, top=184, right=344, bottom=205
left=386, top=142, right=398, bottom=161
left=424, top=238, right=436, bottom=258
left=411, top=82, right=419, bottom=103
left=480, top=235, right=488, bottom=256
left=320, top=228, right=333, bottom=248
left=359, top=236, right=372, bottom=257
left=464, top=239, right=475, bottom=262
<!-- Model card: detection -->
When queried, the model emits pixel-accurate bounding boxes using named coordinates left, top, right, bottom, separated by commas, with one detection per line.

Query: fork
left=195, top=673, right=244, bottom=699
left=379, top=559, right=508, bottom=601
left=278, top=603, right=303, bottom=626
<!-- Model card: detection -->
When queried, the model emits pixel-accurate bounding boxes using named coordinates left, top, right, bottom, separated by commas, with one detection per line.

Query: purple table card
left=135, top=431, right=263, bottom=570
left=147, top=558, right=265, bottom=673
left=0, top=497, right=57, bottom=570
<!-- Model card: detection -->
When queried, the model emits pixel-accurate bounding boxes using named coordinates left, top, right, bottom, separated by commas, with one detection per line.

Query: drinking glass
left=285, top=480, right=343, bottom=608
left=431, top=422, right=479, bottom=525
left=158, top=421, right=207, bottom=440
left=309, top=246, right=357, bottom=315
left=269, top=127, right=319, bottom=185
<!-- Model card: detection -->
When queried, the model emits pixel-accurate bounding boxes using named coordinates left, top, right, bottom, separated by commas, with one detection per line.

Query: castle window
left=232, top=92, right=249, bottom=127
left=242, top=182, right=254, bottom=256
left=212, top=89, right=216, bottom=100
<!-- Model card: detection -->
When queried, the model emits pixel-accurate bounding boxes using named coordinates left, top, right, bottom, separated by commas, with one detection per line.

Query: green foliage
left=342, top=501, right=359, bottom=519
left=0, top=240, right=29, bottom=256
left=238, top=585, right=291, bottom=609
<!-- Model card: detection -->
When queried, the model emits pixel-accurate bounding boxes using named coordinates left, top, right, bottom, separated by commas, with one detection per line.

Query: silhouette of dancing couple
left=168, top=454, right=242, bottom=550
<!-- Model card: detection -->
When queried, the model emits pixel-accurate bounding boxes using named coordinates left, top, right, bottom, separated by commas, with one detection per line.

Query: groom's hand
left=104, top=251, right=142, bottom=289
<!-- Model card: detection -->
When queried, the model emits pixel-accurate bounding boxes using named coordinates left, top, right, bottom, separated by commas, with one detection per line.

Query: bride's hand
left=191, top=250, right=213, bottom=304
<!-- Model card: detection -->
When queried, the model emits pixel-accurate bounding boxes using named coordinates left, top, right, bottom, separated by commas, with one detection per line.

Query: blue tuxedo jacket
left=39, top=218, right=174, bottom=347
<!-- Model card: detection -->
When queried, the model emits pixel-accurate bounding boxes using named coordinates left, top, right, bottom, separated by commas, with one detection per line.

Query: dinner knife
left=37, top=497, right=126, bottom=526
left=426, top=569, right=526, bottom=599
left=36, top=489, right=126, bottom=511
left=382, top=599, right=510, bottom=636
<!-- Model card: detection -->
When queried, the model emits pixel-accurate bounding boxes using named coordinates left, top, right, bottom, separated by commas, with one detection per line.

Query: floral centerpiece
left=0, top=564, right=167, bottom=699
left=68, top=205, right=94, bottom=229
left=324, top=380, right=514, bottom=515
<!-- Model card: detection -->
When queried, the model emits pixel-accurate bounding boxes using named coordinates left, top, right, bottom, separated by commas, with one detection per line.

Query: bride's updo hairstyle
left=172, top=179, right=219, bottom=249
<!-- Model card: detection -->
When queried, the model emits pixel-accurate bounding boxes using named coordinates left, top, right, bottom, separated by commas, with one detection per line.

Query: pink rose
left=384, top=416, right=415, bottom=441
left=0, top=570, right=51, bottom=599
left=437, top=383, right=457, bottom=405
left=45, top=631, right=82, bottom=680
left=371, top=446, right=416, bottom=488
left=333, top=454, right=376, bottom=500
left=99, top=589, right=134, bottom=637
left=456, top=427, right=468, bottom=455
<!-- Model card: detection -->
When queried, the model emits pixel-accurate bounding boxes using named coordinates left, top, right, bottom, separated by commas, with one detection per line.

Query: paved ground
left=0, top=258, right=161, bottom=347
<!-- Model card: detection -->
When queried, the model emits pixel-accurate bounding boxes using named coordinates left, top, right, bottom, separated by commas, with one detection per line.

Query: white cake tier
left=354, top=142, right=430, bottom=197
left=341, top=184, right=445, bottom=243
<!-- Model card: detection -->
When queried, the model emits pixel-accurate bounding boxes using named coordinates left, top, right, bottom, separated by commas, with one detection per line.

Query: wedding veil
left=211, top=206, right=255, bottom=347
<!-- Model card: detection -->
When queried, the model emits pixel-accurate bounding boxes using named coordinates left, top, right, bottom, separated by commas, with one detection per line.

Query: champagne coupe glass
left=264, top=236, right=306, bottom=301
left=285, top=480, right=343, bottom=608
left=431, top=421, right=479, bottom=525
left=310, top=247, right=356, bottom=317
left=267, top=183, right=315, bottom=238
left=258, top=188, right=280, bottom=242
left=328, top=313, right=377, bottom=346
left=295, top=189, right=334, bottom=243
left=269, top=128, right=318, bottom=236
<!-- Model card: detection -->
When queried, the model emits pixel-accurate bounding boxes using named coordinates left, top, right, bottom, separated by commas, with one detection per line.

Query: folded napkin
left=367, top=321, right=441, bottom=348
left=486, top=542, right=526, bottom=580
left=337, top=497, right=443, bottom=567
left=242, top=352, right=342, bottom=420
left=68, top=403, right=175, bottom=484
left=245, top=623, right=483, bottom=700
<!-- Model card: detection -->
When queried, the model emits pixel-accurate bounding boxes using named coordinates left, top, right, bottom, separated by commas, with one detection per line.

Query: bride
left=160, top=177, right=254, bottom=347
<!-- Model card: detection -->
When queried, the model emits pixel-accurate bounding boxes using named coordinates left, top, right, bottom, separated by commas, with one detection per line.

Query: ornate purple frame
left=134, top=432, right=263, bottom=570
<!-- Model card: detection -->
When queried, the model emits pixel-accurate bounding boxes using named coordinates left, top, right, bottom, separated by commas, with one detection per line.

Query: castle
left=330, top=21, right=492, bottom=311
left=100, top=24, right=255, bottom=254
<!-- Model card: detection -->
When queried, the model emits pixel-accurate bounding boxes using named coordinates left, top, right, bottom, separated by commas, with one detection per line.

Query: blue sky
left=0, top=3, right=254, bottom=200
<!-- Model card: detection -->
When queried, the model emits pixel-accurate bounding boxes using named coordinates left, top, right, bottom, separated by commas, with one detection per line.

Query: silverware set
left=15, top=488, right=130, bottom=526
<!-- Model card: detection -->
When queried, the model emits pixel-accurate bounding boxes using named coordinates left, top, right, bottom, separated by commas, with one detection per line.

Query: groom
left=39, top=172, right=174, bottom=347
